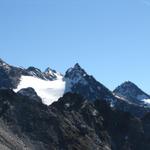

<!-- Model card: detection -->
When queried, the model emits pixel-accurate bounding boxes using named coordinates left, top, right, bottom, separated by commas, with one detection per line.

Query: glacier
left=14, top=75, right=66, bottom=105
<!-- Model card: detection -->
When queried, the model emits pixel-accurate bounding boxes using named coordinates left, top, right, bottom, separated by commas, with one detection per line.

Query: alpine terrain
left=0, top=58, right=150, bottom=150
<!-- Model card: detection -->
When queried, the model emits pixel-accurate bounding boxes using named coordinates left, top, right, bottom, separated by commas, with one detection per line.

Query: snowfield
left=14, top=76, right=66, bottom=105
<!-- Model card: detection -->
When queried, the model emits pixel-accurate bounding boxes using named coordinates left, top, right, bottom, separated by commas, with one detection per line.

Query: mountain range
left=0, top=58, right=150, bottom=116
left=0, top=58, right=150, bottom=150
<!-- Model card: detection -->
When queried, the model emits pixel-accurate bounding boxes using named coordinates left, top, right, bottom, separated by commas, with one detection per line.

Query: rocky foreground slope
left=0, top=89, right=149, bottom=150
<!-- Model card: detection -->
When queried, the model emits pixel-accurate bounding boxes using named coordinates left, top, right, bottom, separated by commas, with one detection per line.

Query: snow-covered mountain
left=1, top=58, right=150, bottom=117
left=0, top=59, right=65, bottom=105
left=0, top=58, right=116, bottom=105
left=113, top=81, right=150, bottom=105
left=13, top=63, right=114, bottom=105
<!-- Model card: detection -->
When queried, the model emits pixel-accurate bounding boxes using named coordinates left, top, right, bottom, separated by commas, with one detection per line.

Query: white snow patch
left=83, top=73, right=86, bottom=77
left=142, top=99, right=150, bottom=104
left=92, top=109, right=98, bottom=116
left=65, top=103, right=70, bottom=108
left=113, top=93, right=127, bottom=101
left=14, top=75, right=66, bottom=105
left=110, top=102, right=115, bottom=108
left=137, top=95, right=150, bottom=104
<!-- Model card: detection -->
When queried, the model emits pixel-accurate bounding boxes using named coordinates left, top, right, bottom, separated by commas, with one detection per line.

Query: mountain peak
left=114, top=81, right=150, bottom=104
left=44, top=67, right=57, bottom=74
left=74, top=63, right=81, bottom=69
left=114, top=81, right=140, bottom=94
left=118, top=81, right=138, bottom=88
left=65, top=63, right=87, bottom=79
left=44, top=67, right=63, bottom=80
left=114, top=81, right=146, bottom=93
left=64, top=63, right=113, bottom=101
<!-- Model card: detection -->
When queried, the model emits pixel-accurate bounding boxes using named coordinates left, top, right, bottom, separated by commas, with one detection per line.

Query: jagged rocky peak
left=74, top=63, right=82, bottom=69
left=114, top=81, right=150, bottom=102
left=24, top=66, right=63, bottom=81
left=65, top=63, right=89, bottom=90
left=24, top=66, right=47, bottom=80
left=45, top=67, right=56, bottom=73
left=64, top=63, right=113, bottom=102
left=44, top=67, right=57, bottom=76
left=27, top=66, right=42, bottom=73
left=26, top=66, right=42, bottom=75
left=65, top=63, right=87, bottom=79
left=44, top=67, right=63, bottom=80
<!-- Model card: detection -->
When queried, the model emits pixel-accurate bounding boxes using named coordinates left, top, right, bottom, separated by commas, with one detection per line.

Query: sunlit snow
left=142, top=99, right=150, bottom=104
left=14, top=76, right=66, bottom=105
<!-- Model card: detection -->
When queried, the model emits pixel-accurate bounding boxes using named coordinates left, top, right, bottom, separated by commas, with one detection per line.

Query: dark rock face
left=44, top=67, right=61, bottom=80
left=64, top=64, right=150, bottom=117
left=17, top=87, right=42, bottom=103
left=141, top=113, right=150, bottom=150
left=0, top=89, right=149, bottom=150
left=94, top=100, right=145, bottom=150
left=114, top=99, right=150, bottom=118
left=25, top=67, right=46, bottom=80
left=0, top=90, right=111, bottom=150
left=65, top=63, right=114, bottom=102
left=114, top=81, right=150, bottom=105
left=0, top=59, right=23, bottom=89
left=113, top=81, right=150, bottom=117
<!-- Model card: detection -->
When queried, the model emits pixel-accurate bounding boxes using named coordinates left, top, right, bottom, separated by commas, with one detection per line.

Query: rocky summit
left=0, top=58, right=150, bottom=150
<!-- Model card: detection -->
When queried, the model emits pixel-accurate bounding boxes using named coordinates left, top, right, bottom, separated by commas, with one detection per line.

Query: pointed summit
left=44, top=67, right=63, bottom=80
left=45, top=67, right=57, bottom=73
left=65, top=63, right=87, bottom=78
left=114, top=81, right=142, bottom=94
left=114, top=81, right=150, bottom=104
left=121, top=81, right=137, bottom=86
left=44, top=67, right=56, bottom=74
left=115, top=81, right=139, bottom=90
left=44, top=67, right=58, bottom=79
left=74, top=63, right=81, bottom=69
left=64, top=63, right=113, bottom=101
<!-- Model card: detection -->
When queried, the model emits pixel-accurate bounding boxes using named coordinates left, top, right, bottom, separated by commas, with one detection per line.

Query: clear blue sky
left=0, top=0, right=150, bottom=93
